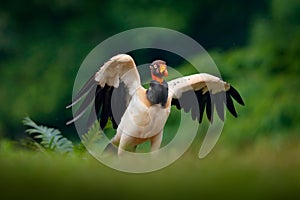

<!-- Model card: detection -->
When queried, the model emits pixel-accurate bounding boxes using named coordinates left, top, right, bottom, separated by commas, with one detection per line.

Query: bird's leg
left=118, top=133, right=135, bottom=156
left=150, top=131, right=163, bottom=152
left=133, top=145, right=138, bottom=152
left=102, top=131, right=121, bottom=155
left=110, top=131, right=121, bottom=147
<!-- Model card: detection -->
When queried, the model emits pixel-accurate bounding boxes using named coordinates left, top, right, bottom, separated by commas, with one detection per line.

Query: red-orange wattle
left=164, top=70, right=168, bottom=77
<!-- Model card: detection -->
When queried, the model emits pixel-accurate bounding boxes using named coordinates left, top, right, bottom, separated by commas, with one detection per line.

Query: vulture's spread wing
left=168, top=73, right=244, bottom=123
left=66, top=54, right=141, bottom=129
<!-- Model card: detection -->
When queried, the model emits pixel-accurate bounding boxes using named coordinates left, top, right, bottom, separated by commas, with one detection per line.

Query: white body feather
left=117, top=91, right=171, bottom=138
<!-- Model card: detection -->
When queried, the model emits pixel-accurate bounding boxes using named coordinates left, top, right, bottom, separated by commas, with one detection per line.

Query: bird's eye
left=153, top=64, right=158, bottom=69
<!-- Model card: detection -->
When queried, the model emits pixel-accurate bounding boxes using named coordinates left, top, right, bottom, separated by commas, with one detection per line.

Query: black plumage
left=171, top=86, right=244, bottom=123
left=146, top=80, right=169, bottom=107
left=67, top=80, right=129, bottom=130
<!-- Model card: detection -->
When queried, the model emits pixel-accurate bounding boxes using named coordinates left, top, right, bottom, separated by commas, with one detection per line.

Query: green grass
left=0, top=138, right=299, bottom=200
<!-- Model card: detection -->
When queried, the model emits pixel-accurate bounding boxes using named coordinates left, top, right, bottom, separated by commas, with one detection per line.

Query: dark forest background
left=1, top=0, right=299, bottom=144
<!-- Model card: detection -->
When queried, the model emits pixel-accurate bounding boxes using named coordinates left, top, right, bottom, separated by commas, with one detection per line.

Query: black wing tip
left=229, top=86, right=245, bottom=106
left=232, top=112, right=238, bottom=118
left=66, top=76, right=98, bottom=110
left=171, top=85, right=244, bottom=123
left=239, top=99, right=245, bottom=106
left=225, top=85, right=246, bottom=118
left=217, top=112, right=225, bottom=122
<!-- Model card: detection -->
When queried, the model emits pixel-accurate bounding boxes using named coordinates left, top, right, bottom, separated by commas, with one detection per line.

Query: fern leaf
left=82, top=121, right=103, bottom=147
left=81, top=121, right=108, bottom=154
left=22, top=117, right=74, bottom=153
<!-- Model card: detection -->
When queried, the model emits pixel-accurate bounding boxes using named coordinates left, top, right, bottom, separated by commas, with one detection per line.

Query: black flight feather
left=100, top=87, right=113, bottom=129
left=66, top=76, right=96, bottom=109
left=228, top=86, right=245, bottom=106
left=196, top=91, right=206, bottom=123
left=225, top=92, right=238, bottom=117
left=206, top=93, right=212, bottom=122
left=213, top=92, right=225, bottom=121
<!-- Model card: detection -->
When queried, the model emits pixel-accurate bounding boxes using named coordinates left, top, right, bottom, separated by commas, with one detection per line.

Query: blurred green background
left=0, top=0, right=300, bottom=199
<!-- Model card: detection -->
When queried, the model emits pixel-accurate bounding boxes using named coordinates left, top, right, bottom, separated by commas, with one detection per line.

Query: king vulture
left=67, top=54, right=244, bottom=155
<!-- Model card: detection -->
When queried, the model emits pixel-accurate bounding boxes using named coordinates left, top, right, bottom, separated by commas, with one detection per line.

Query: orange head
left=149, top=60, right=168, bottom=83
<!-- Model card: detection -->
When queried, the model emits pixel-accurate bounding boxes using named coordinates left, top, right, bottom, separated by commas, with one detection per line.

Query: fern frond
left=81, top=121, right=107, bottom=154
left=22, top=117, right=74, bottom=153
left=20, top=138, right=45, bottom=152
left=81, top=121, right=103, bottom=147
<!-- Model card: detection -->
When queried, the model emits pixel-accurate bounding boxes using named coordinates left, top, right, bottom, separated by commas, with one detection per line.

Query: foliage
left=0, top=138, right=300, bottom=200
left=81, top=120, right=106, bottom=153
left=0, top=0, right=267, bottom=137
left=22, top=117, right=74, bottom=153
left=19, top=137, right=45, bottom=152
left=81, top=121, right=102, bottom=146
